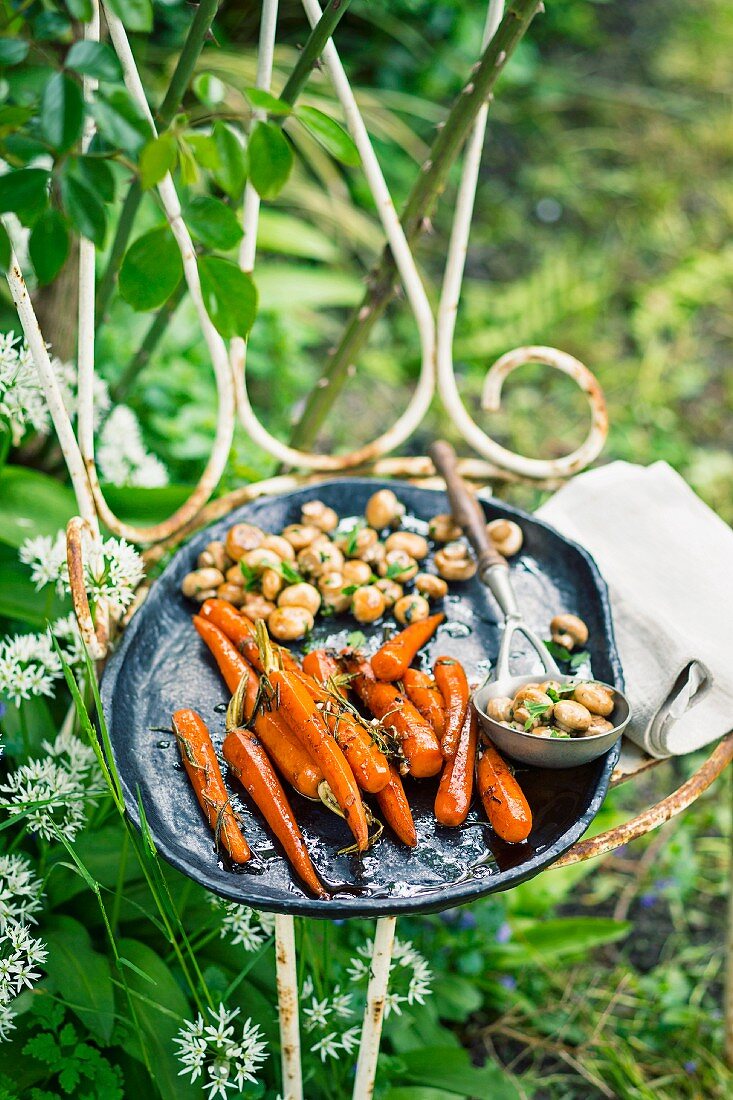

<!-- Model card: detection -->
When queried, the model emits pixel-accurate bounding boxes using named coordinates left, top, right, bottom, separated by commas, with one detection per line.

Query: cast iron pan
left=101, top=480, right=623, bottom=919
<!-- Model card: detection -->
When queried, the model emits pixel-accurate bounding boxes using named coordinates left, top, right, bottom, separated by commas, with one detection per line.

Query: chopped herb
left=385, top=561, right=408, bottom=580
left=546, top=683, right=576, bottom=703
left=544, top=639, right=590, bottom=671
left=523, top=699, right=553, bottom=730
left=549, top=728, right=571, bottom=739
left=341, top=584, right=359, bottom=596
left=239, top=561, right=260, bottom=591
left=278, top=560, right=302, bottom=585
left=319, top=604, right=335, bottom=618
left=347, top=630, right=366, bottom=649
left=345, top=519, right=366, bottom=557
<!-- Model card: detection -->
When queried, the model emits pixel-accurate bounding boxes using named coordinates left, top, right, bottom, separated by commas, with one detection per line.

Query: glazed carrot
left=223, top=727, right=327, bottom=898
left=376, top=764, right=417, bottom=847
left=199, top=599, right=298, bottom=672
left=434, top=707, right=478, bottom=827
left=297, top=673, right=390, bottom=794
left=171, top=708, right=250, bottom=864
left=262, top=644, right=369, bottom=851
left=345, top=657, right=443, bottom=778
left=193, top=616, right=323, bottom=799
left=371, top=613, right=444, bottom=682
left=477, top=744, right=533, bottom=844
left=433, top=656, right=469, bottom=758
left=302, top=648, right=342, bottom=686
left=403, top=668, right=445, bottom=740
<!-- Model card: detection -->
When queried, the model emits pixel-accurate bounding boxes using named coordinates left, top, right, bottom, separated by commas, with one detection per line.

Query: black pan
left=101, top=479, right=622, bottom=918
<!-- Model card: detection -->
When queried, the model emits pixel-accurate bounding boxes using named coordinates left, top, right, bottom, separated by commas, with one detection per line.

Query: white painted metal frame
left=2, top=3, right=614, bottom=1097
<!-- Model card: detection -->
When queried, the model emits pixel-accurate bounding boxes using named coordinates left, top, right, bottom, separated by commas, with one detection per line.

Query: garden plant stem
left=287, top=0, right=542, bottom=455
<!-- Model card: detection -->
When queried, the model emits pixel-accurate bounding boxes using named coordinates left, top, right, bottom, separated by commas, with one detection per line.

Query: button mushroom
left=365, top=489, right=405, bottom=530
left=343, top=560, right=373, bottom=586
left=394, top=594, right=430, bottom=625
left=428, top=514, right=462, bottom=542
left=268, top=606, right=314, bottom=641
left=260, top=534, right=296, bottom=561
left=414, top=572, right=448, bottom=600
left=375, top=578, right=403, bottom=608
left=301, top=500, right=339, bottom=533
left=487, top=696, right=513, bottom=723
left=379, top=549, right=418, bottom=583
left=278, top=583, right=322, bottom=617
left=486, top=518, right=523, bottom=557
left=216, top=582, right=246, bottom=607
left=338, top=526, right=379, bottom=559
left=513, top=685, right=554, bottom=712
left=550, top=613, right=589, bottom=651
left=225, top=564, right=245, bottom=587
left=242, top=594, right=276, bottom=620
left=181, top=567, right=225, bottom=601
left=225, top=524, right=265, bottom=561
left=351, top=585, right=386, bottom=623
left=261, top=567, right=284, bottom=602
left=573, top=681, right=614, bottom=717
left=587, top=715, right=615, bottom=736
left=434, top=542, right=477, bottom=582
left=241, top=547, right=282, bottom=574
left=297, top=539, right=344, bottom=578
left=553, top=700, right=592, bottom=735
left=317, top=571, right=352, bottom=613
left=282, top=524, right=321, bottom=551
left=197, top=541, right=230, bottom=572
left=361, top=541, right=386, bottom=570
left=385, top=531, right=429, bottom=560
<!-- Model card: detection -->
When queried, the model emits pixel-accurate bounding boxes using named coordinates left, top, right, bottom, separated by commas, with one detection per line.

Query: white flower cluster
left=0, top=854, right=43, bottom=929
left=0, top=920, right=47, bottom=1041
left=0, top=729, right=101, bottom=842
left=20, top=529, right=144, bottom=615
left=97, top=405, right=168, bottom=488
left=300, top=975, right=360, bottom=1063
left=0, top=615, right=88, bottom=709
left=174, top=1003, right=268, bottom=1100
left=0, top=330, right=167, bottom=487
left=212, top=900, right=276, bottom=952
left=346, top=937, right=432, bottom=1018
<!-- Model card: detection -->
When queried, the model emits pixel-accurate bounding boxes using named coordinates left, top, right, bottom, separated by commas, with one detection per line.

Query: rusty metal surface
left=554, top=730, right=733, bottom=868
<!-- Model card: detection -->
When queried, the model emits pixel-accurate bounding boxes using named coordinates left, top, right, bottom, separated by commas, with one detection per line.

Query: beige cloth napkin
left=537, top=461, right=733, bottom=757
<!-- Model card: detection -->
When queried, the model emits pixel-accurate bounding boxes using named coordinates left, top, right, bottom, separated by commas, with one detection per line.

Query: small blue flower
left=499, top=975, right=517, bottom=990
left=331, top=919, right=345, bottom=926
left=495, top=921, right=512, bottom=943
left=639, top=893, right=657, bottom=909
left=683, top=1061, right=698, bottom=1075
left=458, top=911, right=477, bottom=930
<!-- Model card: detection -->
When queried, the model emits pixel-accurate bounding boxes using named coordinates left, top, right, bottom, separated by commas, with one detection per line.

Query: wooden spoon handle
left=429, top=440, right=507, bottom=574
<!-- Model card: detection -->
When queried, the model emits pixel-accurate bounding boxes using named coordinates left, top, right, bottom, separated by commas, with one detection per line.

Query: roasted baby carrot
left=193, top=616, right=323, bottom=799
left=371, top=613, right=444, bottom=682
left=434, top=707, right=478, bottom=827
left=171, top=708, right=251, bottom=864
left=200, top=598, right=298, bottom=672
left=345, top=657, right=443, bottom=778
left=302, top=648, right=342, bottom=686
left=297, top=673, right=390, bottom=794
left=434, top=656, right=469, bottom=758
left=376, top=764, right=417, bottom=847
left=223, top=727, right=327, bottom=898
left=403, top=668, right=445, bottom=740
left=477, top=744, right=533, bottom=843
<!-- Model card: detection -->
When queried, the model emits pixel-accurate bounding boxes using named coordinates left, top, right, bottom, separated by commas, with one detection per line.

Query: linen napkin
left=537, top=461, right=733, bottom=757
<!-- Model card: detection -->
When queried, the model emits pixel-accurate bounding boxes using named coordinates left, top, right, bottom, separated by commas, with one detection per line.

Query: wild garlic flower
left=51, top=613, right=86, bottom=668
left=212, top=900, right=276, bottom=951
left=0, top=730, right=101, bottom=841
left=174, top=1004, right=268, bottom=1100
left=300, top=980, right=360, bottom=1062
left=97, top=405, right=168, bottom=488
left=0, top=632, right=62, bottom=707
left=53, top=358, right=111, bottom=430
left=0, top=921, right=47, bottom=1041
left=20, top=530, right=144, bottom=615
left=346, top=938, right=432, bottom=1018
left=0, top=331, right=48, bottom=444
left=0, top=854, right=43, bottom=929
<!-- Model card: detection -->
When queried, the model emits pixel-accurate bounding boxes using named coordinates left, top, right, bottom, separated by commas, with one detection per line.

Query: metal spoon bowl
left=429, top=440, right=633, bottom=770
left=473, top=673, right=630, bottom=768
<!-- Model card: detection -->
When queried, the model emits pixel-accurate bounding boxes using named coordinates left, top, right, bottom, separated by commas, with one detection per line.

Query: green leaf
left=199, top=256, right=257, bottom=339
left=257, top=210, right=338, bottom=261
left=139, top=133, right=177, bottom=189
left=0, top=168, right=50, bottom=219
left=64, top=0, right=94, bottom=19
left=0, top=222, right=10, bottom=273
left=91, top=90, right=149, bottom=154
left=255, top=264, right=362, bottom=311
left=248, top=120, right=292, bottom=199
left=183, top=195, right=242, bottom=251
left=40, top=72, right=84, bottom=153
left=29, top=209, right=69, bottom=285
left=61, top=173, right=106, bottom=247
left=66, top=41, right=122, bottom=83
left=99, top=484, right=192, bottom=525
left=119, top=226, right=183, bottom=311
left=295, top=105, right=360, bottom=166
left=0, top=38, right=29, bottom=66
left=0, top=545, right=68, bottom=627
left=210, top=121, right=247, bottom=199
left=116, top=939, right=199, bottom=1100
left=399, top=1048, right=521, bottom=1099
left=192, top=73, right=225, bottom=106
left=43, top=916, right=116, bottom=1043
left=75, top=155, right=116, bottom=203
left=514, top=916, right=630, bottom=959
left=104, top=0, right=153, bottom=33
left=244, top=87, right=292, bottom=116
